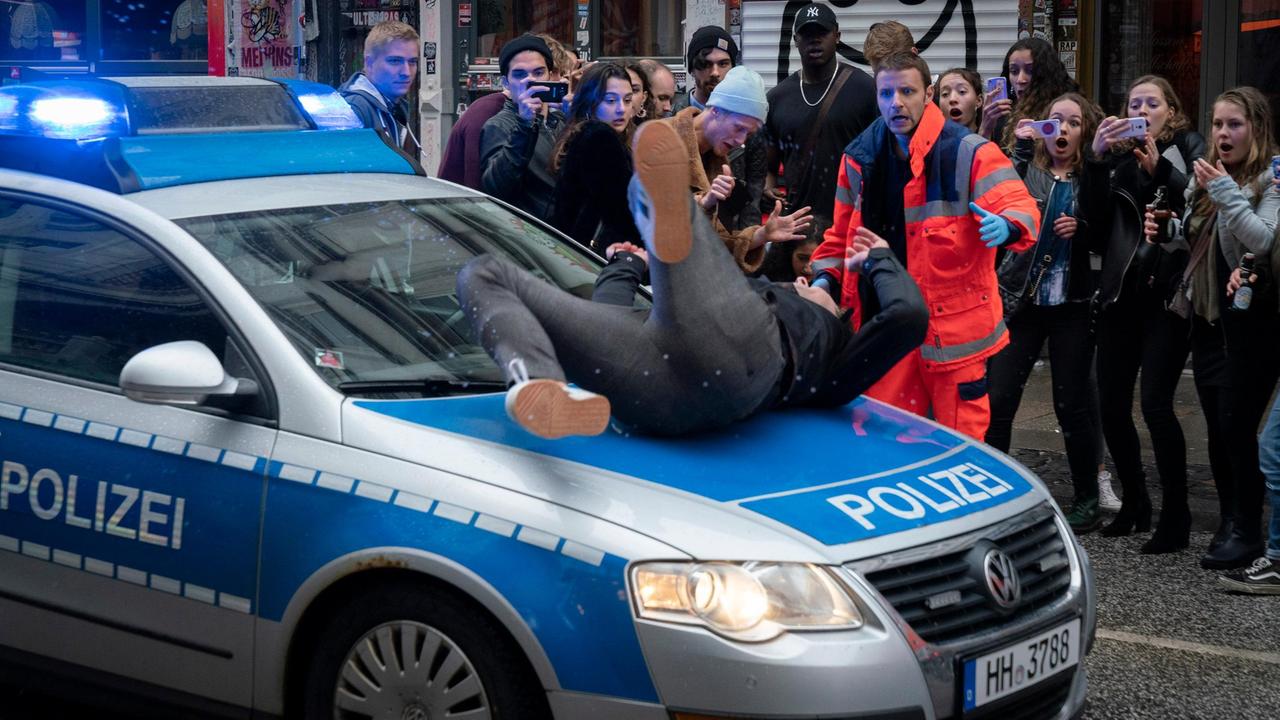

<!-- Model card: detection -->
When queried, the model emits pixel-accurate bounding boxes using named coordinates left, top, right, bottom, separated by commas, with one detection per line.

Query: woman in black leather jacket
left=1092, top=75, right=1207, bottom=552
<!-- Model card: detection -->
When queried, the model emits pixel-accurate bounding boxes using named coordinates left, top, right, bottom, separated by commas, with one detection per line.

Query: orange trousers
left=866, top=352, right=991, bottom=441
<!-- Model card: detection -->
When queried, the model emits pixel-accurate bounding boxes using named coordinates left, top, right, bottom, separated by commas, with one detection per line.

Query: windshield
left=177, top=197, right=636, bottom=396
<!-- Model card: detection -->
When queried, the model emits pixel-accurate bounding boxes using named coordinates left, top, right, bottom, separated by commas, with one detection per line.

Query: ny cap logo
left=807, top=6, right=820, bottom=15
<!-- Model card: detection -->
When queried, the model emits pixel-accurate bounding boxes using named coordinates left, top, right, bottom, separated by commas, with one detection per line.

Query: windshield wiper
left=337, top=379, right=507, bottom=397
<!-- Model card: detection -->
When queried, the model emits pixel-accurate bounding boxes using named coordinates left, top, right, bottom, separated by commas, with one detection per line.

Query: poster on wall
left=229, top=0, right=302, bottom=78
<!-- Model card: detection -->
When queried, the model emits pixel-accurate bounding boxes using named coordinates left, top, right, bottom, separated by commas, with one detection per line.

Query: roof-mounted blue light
left=0, top=82, right=130, bottom=140
left=273, top=79, right=364, bottom=131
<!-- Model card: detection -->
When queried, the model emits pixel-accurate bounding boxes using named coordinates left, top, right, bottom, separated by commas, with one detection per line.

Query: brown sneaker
left=504, top=379, right=611, bottom=439
left=630, top=121, right=693, bottom=263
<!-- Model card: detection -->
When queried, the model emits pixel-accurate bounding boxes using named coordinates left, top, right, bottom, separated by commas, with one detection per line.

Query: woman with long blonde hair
left=1146, top=86, right=1280, bottom=567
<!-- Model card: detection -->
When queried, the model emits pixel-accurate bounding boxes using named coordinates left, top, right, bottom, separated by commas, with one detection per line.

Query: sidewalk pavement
left=1009, top=363, right=1274, bottom=535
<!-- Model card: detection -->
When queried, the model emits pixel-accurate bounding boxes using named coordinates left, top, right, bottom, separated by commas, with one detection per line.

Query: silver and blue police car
left=0, top=77, right=1095, bottom=720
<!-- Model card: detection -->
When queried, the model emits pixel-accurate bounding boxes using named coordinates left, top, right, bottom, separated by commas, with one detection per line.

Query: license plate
left=962, top=618, right=1080, bottom=712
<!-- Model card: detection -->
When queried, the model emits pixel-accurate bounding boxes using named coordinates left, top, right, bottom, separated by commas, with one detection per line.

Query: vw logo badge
left=983, top=549, right=1022, bottom=609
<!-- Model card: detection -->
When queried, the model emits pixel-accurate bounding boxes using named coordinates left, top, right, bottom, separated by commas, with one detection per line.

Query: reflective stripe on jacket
left=811, top=103, right=1039, bottom=369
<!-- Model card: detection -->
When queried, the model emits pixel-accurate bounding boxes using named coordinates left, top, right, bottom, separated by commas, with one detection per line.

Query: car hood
left=345, top=394, right=1050, bottom=562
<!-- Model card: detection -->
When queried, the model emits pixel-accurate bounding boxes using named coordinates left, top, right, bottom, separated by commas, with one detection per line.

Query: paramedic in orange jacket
left=811, top=52, right=1039, bottom=439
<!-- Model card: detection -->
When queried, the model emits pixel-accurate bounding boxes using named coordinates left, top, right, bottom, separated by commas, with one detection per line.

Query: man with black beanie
left=673, top=25, right=766, bottom=235
left=479, top=34, right=566, bottom=220
left=680, top=26, right=739, bottom=111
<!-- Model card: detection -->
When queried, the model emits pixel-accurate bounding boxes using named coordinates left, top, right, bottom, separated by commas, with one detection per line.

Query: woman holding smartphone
left=987, top=93, right=1109, bottom=532
left=1147, top=86, right=1279, bottom=568
left=981, top=38, right=1077, bottom=152
left=1092, top=76, right=1206, bottom=552
left=549, top=62, right=641, bottom=252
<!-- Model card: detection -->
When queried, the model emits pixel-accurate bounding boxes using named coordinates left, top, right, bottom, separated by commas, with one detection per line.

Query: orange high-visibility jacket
left=811, top=103, right=1039, bottom=370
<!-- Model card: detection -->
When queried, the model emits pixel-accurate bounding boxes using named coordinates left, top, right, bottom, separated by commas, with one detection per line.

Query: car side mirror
left=119, top=341, right=258, bottom=406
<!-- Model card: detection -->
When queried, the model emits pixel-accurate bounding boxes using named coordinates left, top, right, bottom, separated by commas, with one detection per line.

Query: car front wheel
left=301, top=581, right=549, bottom=720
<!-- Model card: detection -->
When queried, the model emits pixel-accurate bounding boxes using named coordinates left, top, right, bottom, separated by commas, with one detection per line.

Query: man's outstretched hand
left=754, top=201, right=813, bottom=248
left=970, top=202, right=1012, bottom=248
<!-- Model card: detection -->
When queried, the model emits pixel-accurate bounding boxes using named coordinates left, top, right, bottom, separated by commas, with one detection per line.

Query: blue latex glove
left=969, top=202, right=1012, bottom=248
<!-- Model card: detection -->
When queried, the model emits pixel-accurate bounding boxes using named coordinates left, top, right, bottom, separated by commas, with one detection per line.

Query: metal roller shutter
left=741, top=0, right=1020, bottom=89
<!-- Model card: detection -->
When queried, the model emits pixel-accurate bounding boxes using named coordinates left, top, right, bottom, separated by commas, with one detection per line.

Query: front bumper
left=620, top=504, right=1095, bottom=720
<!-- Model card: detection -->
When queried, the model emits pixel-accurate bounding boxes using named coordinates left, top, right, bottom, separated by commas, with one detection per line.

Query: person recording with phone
left=1091, top=76, right=1206, bottom=554
left=1144, top=86, right=1279, bottom=568
left=479, top=35, right=568, bottom=220
left=987, top=94, right=1109, bottom=533
left=982, top=38, right=1078, bottom=154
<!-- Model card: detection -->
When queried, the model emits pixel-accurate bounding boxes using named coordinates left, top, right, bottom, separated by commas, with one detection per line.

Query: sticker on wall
left=458, top=3, right=472, bottom=27
left=233, top=0, right=302, bottom=79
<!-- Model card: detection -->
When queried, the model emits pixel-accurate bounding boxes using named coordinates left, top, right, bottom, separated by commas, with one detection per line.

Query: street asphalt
left=1011, top=363, right=1279, bottom=720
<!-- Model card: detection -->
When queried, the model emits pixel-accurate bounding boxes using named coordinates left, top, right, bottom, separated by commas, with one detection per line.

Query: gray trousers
left=457, top=204, right=784, bottom=435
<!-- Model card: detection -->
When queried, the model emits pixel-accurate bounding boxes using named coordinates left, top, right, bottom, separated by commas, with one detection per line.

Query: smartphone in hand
left=531, top=81, right=570, bottom=103
left=1114, top=117, right=1148, bottom=139
left=1030, top=119, right=1061, bottom=139
left=985, top=77, right=1007, bottom=103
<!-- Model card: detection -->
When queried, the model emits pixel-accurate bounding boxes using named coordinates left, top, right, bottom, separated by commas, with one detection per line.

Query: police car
left=0, top=76, right=1095, bottom=720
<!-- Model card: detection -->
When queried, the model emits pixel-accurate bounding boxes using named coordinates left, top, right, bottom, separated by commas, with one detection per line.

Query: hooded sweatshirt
left=339, top=72, right=418, bottom=155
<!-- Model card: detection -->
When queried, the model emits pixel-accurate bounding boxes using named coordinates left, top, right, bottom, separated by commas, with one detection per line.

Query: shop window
left=601, top=0, right=683, bottom=58
left=474, top=0, right=574, bottom=58
left=102, top=0, right=208, bottom=60
left=0, top=1, right=85, bottom=61
left=1099, top=0, right=1202, bottom=123
left=1237, top=0, right=1280, bottom=143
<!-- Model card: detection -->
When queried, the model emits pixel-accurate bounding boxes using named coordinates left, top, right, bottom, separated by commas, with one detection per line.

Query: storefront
left=1, top=0, right=213, bottom=79
left=1092, top=0, right=1280, bottom=139
left=6, top=1, right=1277, bottom=166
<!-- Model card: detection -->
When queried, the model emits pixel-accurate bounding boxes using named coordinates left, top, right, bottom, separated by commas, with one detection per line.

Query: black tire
left=300, top=579, right=551, bottom=720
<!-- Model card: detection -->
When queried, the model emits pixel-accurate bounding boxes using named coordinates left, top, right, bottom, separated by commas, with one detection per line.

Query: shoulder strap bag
left=784, top=65, right=852, bottom=214
left=1167, top=209, right=1218, bottom=319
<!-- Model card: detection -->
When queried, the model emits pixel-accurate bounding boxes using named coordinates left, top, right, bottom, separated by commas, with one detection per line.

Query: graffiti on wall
left=769, top=0, right=981, bottom=82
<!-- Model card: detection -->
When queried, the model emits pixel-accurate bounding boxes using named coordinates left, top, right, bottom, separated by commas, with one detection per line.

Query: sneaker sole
left=509, top=380, right=610, bottom=439
left=632, top=122, right=693, bottom=263
left=1216, top=576, right=1280, bottom=595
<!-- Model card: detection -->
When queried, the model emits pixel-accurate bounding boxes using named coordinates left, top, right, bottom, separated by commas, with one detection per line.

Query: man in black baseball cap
left=792, top=1, right=838, bottom=34
left=763, top=1, right=877, bottom=220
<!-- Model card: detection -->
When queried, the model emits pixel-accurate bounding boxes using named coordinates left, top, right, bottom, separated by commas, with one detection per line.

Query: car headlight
left=630, top=561, right=863, bottom=642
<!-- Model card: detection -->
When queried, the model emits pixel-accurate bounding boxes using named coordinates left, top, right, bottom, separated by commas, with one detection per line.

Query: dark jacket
left=438, top=91, right=507, bottom=190
left=479, top=99, right=565, bottom=221
left=550, top=121, right=640, bottom=252
left=339, top=73, right=417, bottom=154
left=718, top=132, right=768, bottom=231
left=998, top=143, right=1109, bottom=304
left=1098, top=128, right=1206, bottom=307
left=592, top=247, right=928, bottom=408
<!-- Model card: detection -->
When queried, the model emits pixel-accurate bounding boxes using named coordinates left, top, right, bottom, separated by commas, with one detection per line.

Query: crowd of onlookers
left=341, top=7, right=1280, bottom=596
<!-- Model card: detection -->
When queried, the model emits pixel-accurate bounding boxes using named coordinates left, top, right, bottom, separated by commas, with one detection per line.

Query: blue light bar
left=273, top=79, right=364, bottom=130
left=0, top=82, right=130, bottom=140
left=118, top=129, right=416, bottom=190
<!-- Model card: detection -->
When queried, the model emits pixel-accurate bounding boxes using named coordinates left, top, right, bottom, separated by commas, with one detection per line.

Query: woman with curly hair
left=987, top=92, right=1109, bottom=533
left=549, top=62, right=642, bottom=252
left=981, top=38, right=1078, bottom=153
